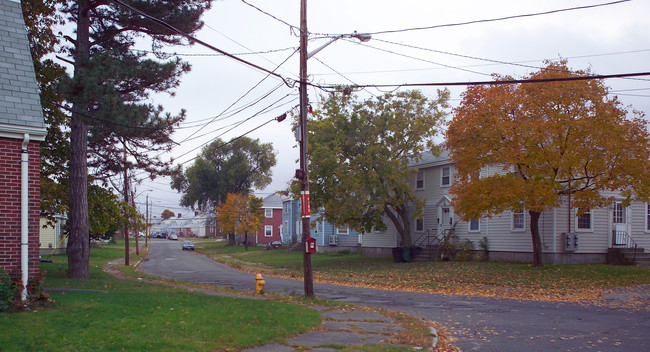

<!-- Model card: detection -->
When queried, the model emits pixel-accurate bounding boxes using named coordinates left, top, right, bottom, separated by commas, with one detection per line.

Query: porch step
left=413, top=247, right=439, bottom=263
left=618, top=248, right=650, bottom=267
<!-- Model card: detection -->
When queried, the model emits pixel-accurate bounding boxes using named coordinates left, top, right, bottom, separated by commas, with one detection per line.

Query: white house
left=361, top=150, right=649, bottom=265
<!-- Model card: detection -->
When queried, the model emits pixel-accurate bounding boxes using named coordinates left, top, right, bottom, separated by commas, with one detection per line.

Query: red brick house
left=256, top=193, right=284, bottom=245
left=0, top=0, right=47, bottom=294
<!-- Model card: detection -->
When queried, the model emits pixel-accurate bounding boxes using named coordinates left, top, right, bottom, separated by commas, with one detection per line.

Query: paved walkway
left=105, top=253, right=436, bottom=351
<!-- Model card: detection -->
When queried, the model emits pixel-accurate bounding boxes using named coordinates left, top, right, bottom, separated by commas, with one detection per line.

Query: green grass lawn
left=197, top=240, right=650, bottom=302
left=0, top=240, right=321, bottom=351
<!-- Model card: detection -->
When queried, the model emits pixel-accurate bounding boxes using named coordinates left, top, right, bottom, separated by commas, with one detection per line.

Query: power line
left=313, top=71, right=650, bottom=90
left=321, top=0, right=632, bottom=37
left=111, top=0, right=296, bottom=88
left=240, top=0, right=300, bottom=35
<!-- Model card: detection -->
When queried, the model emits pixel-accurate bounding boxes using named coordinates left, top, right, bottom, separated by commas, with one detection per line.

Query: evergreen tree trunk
left=67, top=3, right=91, bottom=279
left=529, top=210, right=543, bottom=267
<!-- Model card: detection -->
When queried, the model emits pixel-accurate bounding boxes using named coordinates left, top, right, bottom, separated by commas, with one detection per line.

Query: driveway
left=139, top=239, right=650, bottom=351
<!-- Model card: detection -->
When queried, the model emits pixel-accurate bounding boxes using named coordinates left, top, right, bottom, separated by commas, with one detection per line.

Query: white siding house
left=361, top=150, right=648, bottom=264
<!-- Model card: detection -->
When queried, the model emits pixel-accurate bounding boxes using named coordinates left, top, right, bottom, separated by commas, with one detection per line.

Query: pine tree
left=61, top=0, right=214, bottom=279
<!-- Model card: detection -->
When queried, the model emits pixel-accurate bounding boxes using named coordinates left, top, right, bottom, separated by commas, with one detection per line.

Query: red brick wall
left=0, top=137, right=40, bottom=279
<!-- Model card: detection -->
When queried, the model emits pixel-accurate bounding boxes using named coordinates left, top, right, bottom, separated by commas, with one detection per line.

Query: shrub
left=0, top=268, right=51, bottom=313
left=454, top=239, right=475, bottom=262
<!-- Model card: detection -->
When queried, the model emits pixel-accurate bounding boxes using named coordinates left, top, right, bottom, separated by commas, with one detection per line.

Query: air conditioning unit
left=328, top=234, right=338, bottom=246
left=565, top=233, right=578, bottom=252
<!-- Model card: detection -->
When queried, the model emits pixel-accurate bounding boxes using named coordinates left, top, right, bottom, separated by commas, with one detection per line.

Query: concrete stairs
left=620, top=248, right=650, bottom=268
left=412, top=247, right=439, bottom=263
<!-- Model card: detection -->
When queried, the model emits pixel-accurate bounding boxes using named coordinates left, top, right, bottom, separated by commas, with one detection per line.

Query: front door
left=612, top=202, right=628, bottom=245
left=439, top=206, right=452, bottom=233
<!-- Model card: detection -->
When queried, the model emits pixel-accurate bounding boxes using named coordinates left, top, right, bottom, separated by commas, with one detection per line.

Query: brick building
left=0, top=0, right=47, bottom=284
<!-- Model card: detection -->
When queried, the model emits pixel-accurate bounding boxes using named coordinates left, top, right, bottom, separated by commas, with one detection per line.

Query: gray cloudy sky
left=132, top=0, right=650, bottom=217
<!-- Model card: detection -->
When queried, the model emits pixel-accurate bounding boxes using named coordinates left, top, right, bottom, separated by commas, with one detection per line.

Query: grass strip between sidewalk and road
left=197, top=240, right=650, bottom=305
left=0, top=240, right=321, bottom=352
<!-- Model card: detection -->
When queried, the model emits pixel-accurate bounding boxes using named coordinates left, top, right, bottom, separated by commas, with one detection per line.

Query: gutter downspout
left=21, top=133, right=30, bottom=301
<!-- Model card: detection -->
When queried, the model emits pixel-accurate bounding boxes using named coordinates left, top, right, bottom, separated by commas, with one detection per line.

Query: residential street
left=139, top=239, right=650, bottom=351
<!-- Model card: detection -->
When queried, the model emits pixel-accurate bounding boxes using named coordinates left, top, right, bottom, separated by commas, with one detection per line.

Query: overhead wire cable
left=110, top=0, right=295, bottom=88
left=310, top=71, right=650, bottom=91
left=240, top=0, right=300, bottom=35
left=317, top=0, right=632, bottom=37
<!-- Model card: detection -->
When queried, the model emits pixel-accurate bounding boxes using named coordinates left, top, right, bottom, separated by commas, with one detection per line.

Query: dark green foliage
left=172, top=137, right=276, bottom=211
left=0, top=268, right=51, bottom=313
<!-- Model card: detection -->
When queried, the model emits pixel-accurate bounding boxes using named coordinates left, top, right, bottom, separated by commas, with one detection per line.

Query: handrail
left=612, top=230, right=638, bottom=264
left=414, top=228, right=449, bottom=249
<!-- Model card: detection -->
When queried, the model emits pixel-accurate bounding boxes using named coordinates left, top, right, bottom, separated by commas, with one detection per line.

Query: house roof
left=409, top=149, right=451, bottom=168
left=0, top=0, right=46, bottom=140
left=262, top=193, right=285, bottom=209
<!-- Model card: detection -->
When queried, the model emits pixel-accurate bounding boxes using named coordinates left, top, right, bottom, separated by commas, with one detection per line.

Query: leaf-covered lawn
left=198, top=241, right=650, bottom=304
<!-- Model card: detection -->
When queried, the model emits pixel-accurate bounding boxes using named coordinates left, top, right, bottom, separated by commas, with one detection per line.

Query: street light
left=307, top=31, right=372, bottom=59
left=298, top=0, right=370, bottom=298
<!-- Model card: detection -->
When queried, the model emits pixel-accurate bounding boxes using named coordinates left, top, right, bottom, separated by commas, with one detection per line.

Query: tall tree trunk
left=385, top=205, right=412, bottom=247
left=67, top=2, right=91, bottom=279
left=244, top=233, right=248, bottom=251
left=529, top=210, right=543, bottom=267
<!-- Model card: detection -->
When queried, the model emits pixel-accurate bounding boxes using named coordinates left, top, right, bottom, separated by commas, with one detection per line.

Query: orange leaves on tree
left=215, top=193, right=264, bottom=237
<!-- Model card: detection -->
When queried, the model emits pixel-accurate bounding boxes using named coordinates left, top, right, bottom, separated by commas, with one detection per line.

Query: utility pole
left=122, top=149, right=130, bottom=266
left=131, top=190, right=139, bottom=255
left=145, top=194, right=149, bottom=247
left=298, top=0, right=314, bottom=298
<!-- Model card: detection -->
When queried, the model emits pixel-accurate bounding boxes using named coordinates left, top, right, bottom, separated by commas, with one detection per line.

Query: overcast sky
left=127, top=0, right=650, bottom=217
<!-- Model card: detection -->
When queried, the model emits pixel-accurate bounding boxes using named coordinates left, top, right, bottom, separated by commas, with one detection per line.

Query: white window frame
left=415, top=170, right=425, bottom=190
left=336, top=227, right=349, bottom=235
left=440, top=166, right=451, bottom=187
left=265, top=209, right=273, bottom=218
left=468, top=218, right=480, bottom=233
left=264, top=225, right=273, bottom=237
left=575, top=208, right=593, bottom=232
left=415, top=215, right=424, bottom=232
left=511, top=209, right=525, bottom=232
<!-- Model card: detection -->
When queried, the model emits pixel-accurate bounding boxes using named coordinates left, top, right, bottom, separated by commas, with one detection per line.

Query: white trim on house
left=468, top=218, right=480, bottom=233
left=511, top=209, right=526, bottom=232
left=264, top=225, right=273, bottom=237
left=645, top=203, right=650, bottom=233
left=440, top=166, right=451, bottom=187
left=415, top=170, right=425, bottom=190
left=265, top=209, right=273, bottom=218
left=575, top=208, right=593, bottom=232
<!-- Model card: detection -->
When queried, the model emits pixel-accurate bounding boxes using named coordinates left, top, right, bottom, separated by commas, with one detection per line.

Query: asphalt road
left=139, top=239, right=650, bottom=351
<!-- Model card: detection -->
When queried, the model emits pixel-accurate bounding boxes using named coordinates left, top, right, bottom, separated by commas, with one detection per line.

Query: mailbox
left=305, top=237, right=317, bottom=253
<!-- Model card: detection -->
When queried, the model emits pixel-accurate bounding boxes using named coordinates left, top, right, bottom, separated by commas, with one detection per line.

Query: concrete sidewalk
left=243, top=306, right=435, bottom=352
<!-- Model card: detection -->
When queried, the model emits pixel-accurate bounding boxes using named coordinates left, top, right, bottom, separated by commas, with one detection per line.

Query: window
left=415, top=170, right=425, bottom=190
left=613, top=202, right=625, bottom=224
left=264, top=225, right=273, bottom=237
left=265, top=209, right=273, bottom=218
left=441, top=167, right=451, bottom=187
left=415, top=216, right=424, bottom=232
left=336, top=227, right=349, bottom=235
left=576, top=208, right=592, bottom=231
left=469, top=218, right=480, bottom=232
left=512, top=209, right=525, bottom=231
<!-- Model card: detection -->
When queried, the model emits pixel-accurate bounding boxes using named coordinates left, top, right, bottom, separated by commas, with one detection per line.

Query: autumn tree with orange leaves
left=216, top=193, right=264, bottom=250
left=446, top=60, right=650, bottom=266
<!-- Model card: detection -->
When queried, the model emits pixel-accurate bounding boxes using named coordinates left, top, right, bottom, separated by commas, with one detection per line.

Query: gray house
left=361, top=150, right=650, bottom=265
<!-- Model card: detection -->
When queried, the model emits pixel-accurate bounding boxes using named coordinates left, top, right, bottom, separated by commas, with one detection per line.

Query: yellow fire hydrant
left=255, top=273, right=265, bottom=295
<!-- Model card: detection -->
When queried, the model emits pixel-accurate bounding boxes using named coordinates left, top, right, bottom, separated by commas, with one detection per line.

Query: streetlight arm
left=307, top=32, right=371, bottom=59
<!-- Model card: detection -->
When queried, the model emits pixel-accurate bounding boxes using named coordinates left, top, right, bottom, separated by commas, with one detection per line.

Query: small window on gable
left=441, top=167, right=451, bottom=187
left=415, top=170, right=425, bottom=190
left=265, top=209, right=273, bottom=218
left=576, top=208, right=592, bottom=231
left=415, top=215, right=424, bottom=232
left=512, top=208, right=525, bottom=232
left=469, top=218, right=480, bottom=232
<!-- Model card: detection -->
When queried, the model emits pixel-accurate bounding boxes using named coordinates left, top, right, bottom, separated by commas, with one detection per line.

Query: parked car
left=169, top=234, right=178, bottom=240
left=266, top=241, right=282, bottom=250
left=182, top=241, right=195, bottom=250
